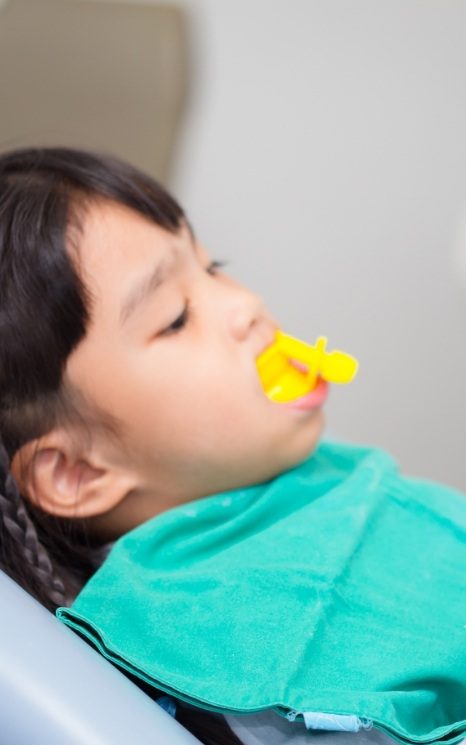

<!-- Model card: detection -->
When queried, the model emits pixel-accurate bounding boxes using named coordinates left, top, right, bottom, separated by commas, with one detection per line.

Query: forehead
left=74, top=198, right=184, bottom=280
left=71, top=198, right=190, bottom=318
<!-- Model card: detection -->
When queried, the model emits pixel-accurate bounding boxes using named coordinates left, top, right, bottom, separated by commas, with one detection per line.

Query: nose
left=227, top=283, right=277, bottom=344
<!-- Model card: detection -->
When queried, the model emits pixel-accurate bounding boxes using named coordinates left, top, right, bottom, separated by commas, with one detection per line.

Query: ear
left=10, top=428, right=138, bottom=519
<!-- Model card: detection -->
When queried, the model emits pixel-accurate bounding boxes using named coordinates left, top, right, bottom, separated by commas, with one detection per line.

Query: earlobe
left=38, top=449, right=108, bottom=518
left=10, top=432, right=135, bottom=520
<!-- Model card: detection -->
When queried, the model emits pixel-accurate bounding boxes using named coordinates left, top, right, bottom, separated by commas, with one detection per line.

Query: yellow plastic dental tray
left=256, top=330, right=359, bottom=403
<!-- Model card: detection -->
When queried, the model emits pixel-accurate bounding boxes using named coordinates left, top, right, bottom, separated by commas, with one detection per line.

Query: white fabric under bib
left=224, top=710, right=399, bottom=745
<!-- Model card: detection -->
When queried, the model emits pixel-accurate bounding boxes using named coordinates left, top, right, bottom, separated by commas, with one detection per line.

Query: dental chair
left=0, top=569, right=201, bottom=744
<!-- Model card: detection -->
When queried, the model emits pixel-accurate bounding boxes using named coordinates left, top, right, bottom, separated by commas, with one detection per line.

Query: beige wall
left=0, top=0, right=188, bottom=184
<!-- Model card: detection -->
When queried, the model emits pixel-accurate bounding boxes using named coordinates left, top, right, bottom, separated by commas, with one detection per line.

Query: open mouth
left=256, top=328, right=356, bottom=407
left=256, top=348, right=324, bottom=404
left=289, top=358, right=309, bottom=374
left=281, top=376, right=329, bottom=410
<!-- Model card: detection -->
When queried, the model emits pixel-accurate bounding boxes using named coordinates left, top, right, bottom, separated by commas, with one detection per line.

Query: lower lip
left=281, top=377, right=329, bottom=411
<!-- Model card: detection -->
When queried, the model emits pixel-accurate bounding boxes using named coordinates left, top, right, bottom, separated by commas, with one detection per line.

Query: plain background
left=1, top=0, right=465, bottom=490
left=167, top=0, right=466, bottom=491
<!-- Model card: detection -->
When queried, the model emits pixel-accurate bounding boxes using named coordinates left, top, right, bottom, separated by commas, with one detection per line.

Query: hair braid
left=0, top=440, right=67, bottom=609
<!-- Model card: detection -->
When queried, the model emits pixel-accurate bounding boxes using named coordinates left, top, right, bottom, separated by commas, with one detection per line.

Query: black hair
left=0, top=146, right=244, bottom=745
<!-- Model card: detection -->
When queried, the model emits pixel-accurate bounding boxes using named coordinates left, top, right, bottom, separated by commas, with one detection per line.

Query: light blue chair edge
left=0, top=569, right=201, bottom=744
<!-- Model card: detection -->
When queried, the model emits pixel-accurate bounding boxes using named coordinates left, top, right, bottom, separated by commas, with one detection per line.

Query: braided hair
left=0, top=438, right=67, bottom=607
left=0, top=436, right=113, bottom=610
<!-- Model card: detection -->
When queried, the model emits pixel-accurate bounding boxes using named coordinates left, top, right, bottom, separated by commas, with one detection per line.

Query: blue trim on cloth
left=156, top=695, right=177, bottom=718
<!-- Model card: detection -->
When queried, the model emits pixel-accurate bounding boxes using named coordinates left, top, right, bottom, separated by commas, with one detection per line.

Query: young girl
left=0, top=145, right=330, bottom=745
left=0, top=147, right=463, bottom=745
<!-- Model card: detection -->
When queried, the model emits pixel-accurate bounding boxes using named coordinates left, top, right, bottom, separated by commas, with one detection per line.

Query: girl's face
left=66, top=199, right=325, bottom=532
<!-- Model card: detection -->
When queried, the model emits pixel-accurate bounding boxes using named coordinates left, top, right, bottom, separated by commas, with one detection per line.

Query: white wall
left=4, top=0, right=466, bottom=489
left=170, top=0, right=466, bottom=490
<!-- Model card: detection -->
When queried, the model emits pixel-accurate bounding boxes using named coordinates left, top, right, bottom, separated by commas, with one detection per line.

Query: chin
left=292, top=409, right=325, bottom=463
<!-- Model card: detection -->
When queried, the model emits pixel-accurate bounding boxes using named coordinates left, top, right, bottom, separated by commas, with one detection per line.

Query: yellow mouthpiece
left=256, top=330, right=359, bottom=403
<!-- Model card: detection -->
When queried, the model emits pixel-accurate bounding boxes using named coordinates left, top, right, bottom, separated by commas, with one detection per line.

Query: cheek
left=152, top=372, right=252, bottom=447
left=124, top=345, right=258, bottom=440
left=156, top=348, right=238, bottom=405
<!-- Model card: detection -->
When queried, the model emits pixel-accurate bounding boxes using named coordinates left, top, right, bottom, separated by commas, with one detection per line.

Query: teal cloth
left=56, top=440, right=466, bottom=744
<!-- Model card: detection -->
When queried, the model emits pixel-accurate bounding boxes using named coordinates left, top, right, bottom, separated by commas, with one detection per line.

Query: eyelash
left=160, top=259, right=229, bottom=336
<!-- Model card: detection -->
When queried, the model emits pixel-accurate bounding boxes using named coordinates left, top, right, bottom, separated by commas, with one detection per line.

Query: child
left=0, top=147, right=463, bottom=745
left=0, top=145, right=326, bottom=745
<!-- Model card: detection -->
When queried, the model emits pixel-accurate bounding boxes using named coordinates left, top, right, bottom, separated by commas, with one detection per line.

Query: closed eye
left=160, top=259, right=229, bottom=336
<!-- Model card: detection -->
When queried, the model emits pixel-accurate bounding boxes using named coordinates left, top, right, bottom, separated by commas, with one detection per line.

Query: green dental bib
left=57, top=441, right=466, bottom=744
